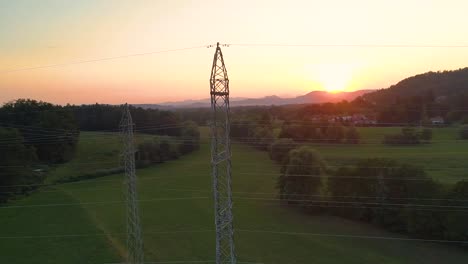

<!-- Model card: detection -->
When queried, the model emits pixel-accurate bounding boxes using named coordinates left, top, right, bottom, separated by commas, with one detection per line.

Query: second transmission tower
left=121, top=104, right=145, bottom=264
left=209, top=42, right=237, bottom=264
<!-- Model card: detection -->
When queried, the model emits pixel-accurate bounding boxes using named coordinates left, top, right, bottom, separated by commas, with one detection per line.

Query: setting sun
left=306, top=63, right=356, bottom=93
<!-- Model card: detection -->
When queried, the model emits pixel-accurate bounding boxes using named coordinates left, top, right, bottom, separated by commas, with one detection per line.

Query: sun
left=305, top=63, right=355, bottom=93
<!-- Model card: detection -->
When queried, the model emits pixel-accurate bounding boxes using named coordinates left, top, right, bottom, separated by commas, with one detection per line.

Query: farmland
left=1, top=129, right=468, bottom=263
left=307, top=126, right=468, bottom=183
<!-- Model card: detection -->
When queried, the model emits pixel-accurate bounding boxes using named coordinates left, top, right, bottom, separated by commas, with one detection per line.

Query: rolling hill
left=361, top=67, right=468, bottom=105
left=136, top=89, right=373, bottom=109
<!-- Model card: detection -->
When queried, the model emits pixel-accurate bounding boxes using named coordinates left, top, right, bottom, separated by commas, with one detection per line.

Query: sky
left=1, top=0, right=468, bottom=105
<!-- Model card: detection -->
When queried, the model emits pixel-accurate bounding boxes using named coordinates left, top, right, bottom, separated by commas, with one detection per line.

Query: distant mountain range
left=135, top=89, right=373, bottom=109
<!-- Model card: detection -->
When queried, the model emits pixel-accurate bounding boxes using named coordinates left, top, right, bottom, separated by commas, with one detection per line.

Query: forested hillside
left=362, top=68, right=468, bottom=104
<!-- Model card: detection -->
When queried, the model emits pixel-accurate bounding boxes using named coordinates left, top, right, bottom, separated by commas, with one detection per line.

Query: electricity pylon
left=120, top=104, right=144, bottom=264
left=209, top=42, right=237, bottom=264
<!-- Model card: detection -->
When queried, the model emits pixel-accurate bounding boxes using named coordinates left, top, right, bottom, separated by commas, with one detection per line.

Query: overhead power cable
left=0, top=45, right=209, bottom=74
left=236, top=229, right=468, bottom=244
left=4, top=185, right=468, bottom=204
left=1, top=194, right=468, bottom=212
left=1, top=226, right=466, bottom=245
left=228, top=43, right=468, bottom=48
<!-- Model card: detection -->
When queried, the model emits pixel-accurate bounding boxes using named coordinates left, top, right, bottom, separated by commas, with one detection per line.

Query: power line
left=0, top=45, right=209, bottom=74
left=3, top=158, right=468, bottom=171
left=1, top=166, right=467, bottom=186
left=228, top=43, right=468, bottom=48
left=236, top=229, right=468, bottom=244
left=0, top=229, right=214, bottom=239
left=1, top=225, right=467, bottom=245
left=6, top=185, right=468, bottom=204
left=1, top=194, right=467, bottom=212
left=105, top=261, right=263, bottom=264
left=234, top=197, right=468, bottom=210
left=239, top=172, right=468, bottom=181
left=105, top=261, right=264, bottom=264
left=0, top=196, right=209, bottom=209
left=0, top=173, right=196, bottom=188
left=3, top=135, right=468, bottom=148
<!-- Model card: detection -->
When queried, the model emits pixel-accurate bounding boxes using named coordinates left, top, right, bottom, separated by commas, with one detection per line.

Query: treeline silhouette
left=0, top=99, right=199, bottom=203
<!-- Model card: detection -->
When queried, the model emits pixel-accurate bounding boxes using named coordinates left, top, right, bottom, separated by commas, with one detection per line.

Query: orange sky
left=1, top=0, right=468, bottom=105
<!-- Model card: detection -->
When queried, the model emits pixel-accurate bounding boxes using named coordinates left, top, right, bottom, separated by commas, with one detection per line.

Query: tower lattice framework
left=120, top=104, right=144, bottom=264
left=209, top=42, right=237, bottom=264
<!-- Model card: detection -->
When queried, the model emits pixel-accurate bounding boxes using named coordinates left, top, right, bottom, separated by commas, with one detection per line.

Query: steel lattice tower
left=209, top=42, right=237, bottom=264
left=120, top=104, right=144, bottom=264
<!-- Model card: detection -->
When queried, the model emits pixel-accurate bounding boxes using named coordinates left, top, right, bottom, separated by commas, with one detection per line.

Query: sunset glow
left=1, top=0, right=468, bottom=104
left=305, top=63, right=357, bottom=93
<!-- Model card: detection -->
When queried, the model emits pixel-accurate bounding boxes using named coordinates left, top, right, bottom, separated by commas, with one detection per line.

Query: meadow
left=309, top=126, right=468, bottom=183
left=1, top=128, right=468, bottom=263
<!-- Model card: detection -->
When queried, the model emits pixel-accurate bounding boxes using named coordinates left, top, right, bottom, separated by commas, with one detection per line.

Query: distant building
left=435, top=96, right=447, bottom=104
left=327, top=114, right=376, bottom=125
left=430, top=116, right=444, bottom=125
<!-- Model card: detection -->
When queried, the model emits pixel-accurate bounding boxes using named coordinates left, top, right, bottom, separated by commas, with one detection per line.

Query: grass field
left=1, top=129, right=468, bottom=263
left=305, top=126, right=468, bottom=183
left=46, top=132, right=156, bottom=183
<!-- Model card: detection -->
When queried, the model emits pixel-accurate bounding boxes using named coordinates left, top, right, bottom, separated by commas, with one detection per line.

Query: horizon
left=2, top=0, right=468, bottom=105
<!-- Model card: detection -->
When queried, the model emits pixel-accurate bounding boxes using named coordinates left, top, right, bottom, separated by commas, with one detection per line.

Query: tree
left=383, top=127, right=423, bottom=145
left=325, top=124, right=345, bottom=143
left=329, top=158, right=443, bottom=234
left=419, top=128, right=433, bottom=142
left=269, top=138, right=297, bottom=164
left=136, top=136, right=182, bottom=166
left=252, top=126, right=274, bottom=150
left=345, top=126, right=360, bottom=144
left=277, top=147, right=327, bottom=207
left=0, top=99, right=79, bottom=163
left=71, top=103, right=183, bottom=136
left=0, top=128, right=40, bottom=203
left=179, top=121, right=200, bottom=154
left=441, top=181, right=468, bottom=242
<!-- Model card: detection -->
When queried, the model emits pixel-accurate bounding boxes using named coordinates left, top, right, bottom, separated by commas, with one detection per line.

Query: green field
left=46, top=132, right=158, bottom=183
left=304, top=126, right=468, bottom=183
left=1, top=129, right=468, bottom=264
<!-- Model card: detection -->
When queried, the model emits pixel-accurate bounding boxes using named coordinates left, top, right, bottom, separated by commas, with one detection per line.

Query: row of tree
left=230, top=119, right=361, bottom=157
left=0, top=99, right=79, bottom=163
left=0, top=100, right=191, bottom=164
left=279, top=122, right=360, bottom=144
left=383, top=127, right=432, bottom=145
left=136, top=121, right=200, bottom=166
left=276, top=148, right=468, bottom=244
left=71, top=104, right=182, bottom=136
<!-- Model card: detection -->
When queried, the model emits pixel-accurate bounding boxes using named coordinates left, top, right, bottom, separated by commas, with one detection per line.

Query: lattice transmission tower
left=120, top=104, right=145, bottom=264
left=209, top=42, right=237, bottom=264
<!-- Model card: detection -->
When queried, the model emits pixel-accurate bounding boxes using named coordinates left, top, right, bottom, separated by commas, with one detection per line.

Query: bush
left=383, top=127, right=432, bottom=145
left=136, top=136, right=181, bottom=165
left=459, top=126, right=468, bottom=139
left=56, top=167, right=124, bottom=183
left=420, top=128, right=433, bottom=142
